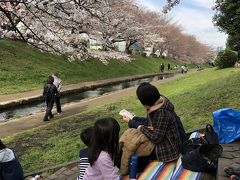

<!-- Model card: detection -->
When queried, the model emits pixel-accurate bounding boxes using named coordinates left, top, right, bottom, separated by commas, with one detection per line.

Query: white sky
left=136, top=0, right=227, bottom=49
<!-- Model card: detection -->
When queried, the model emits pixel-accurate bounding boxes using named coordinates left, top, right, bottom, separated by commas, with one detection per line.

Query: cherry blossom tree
left=0, top=0, right=214, bottom=63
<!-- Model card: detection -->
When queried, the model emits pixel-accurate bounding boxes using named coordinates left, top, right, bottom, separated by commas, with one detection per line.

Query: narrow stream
left=0, top=74, right=173, bottom=121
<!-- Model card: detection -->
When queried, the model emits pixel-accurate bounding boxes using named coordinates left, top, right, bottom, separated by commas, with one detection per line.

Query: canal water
left=0, top=74, right=173, bottom=121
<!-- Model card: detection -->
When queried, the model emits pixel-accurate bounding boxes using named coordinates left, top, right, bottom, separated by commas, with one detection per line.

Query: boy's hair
left=47, top=76, right=54, bottom=84
left=88, top=117, right=120, bottom=166
left=136, top=82, right=160, bottom=106
left=0, top=139, right=6, bottom=150
left=80, top=127, right=93, bottom=147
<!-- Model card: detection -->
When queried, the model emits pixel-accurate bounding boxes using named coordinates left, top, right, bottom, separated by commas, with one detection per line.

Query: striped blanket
left=171, top=158, right=203, bottom=180
left=136, top=132, right=204, bottom=180
left=138, top=161, right=176, bottom=180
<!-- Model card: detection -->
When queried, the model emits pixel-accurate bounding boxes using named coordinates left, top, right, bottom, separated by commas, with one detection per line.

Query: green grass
left=0, top=39, right=180, bottom=95
left=3, top=67, right=240, bottom=174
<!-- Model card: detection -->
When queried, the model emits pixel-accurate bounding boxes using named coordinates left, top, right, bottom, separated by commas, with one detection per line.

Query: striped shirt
left=77, top=148, right=89, bottom=180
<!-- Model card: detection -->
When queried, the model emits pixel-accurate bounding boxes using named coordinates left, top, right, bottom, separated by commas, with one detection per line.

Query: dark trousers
left=43, top=100, right=54, bottom=121
left=55, top=96, right=61, bottom=113
left=137, top=149, right=157, bottom=173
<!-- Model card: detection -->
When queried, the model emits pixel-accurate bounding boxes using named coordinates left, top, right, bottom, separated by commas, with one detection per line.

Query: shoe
left=49, top=114, right=54, bottom=119
left=225, top=166, right=240, bottom=177
left=57, top=111, right=62, bottom=114
left=231, top=175, right=240, bottom=180
left=43, top=119, right=50, bottom=121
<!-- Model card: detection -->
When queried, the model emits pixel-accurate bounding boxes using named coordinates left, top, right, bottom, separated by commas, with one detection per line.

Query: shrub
left=214, top=49, right=238, bottom=69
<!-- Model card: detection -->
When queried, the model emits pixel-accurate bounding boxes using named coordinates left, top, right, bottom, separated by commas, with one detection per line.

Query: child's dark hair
left=47, top=76, right=54, bottom=84
left=88, top=117, right=120, bottom=166
left=0, top=139, right=6, bottom=150
left=80, top=126, right=93, bottom=147
left=136, top=82, right=160, bottom=106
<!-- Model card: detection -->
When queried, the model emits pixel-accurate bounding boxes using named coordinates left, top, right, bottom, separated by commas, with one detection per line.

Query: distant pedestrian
left=0, top=139, right=24, bottom=180
left=181, top=65, right=188, bottom=74
left=184, top=64, right=188, bottom=73
left=43, top=76, right=57, bottom=121
left=160, top=63, right=164, bottom=73
left=52, top=73, right=62, bottom=113
left=174, top=65, right=178, bottom=70
left=168, top=63, right=171, bottom=71
left=181, top=65, right=185, bottom=74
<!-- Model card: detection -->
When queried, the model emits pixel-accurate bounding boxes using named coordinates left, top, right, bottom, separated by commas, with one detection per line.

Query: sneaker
left=49, top=114, right=54, bottom=119
left=225, top=166, right=240, bottom=177
left=231, top=175, right=240, bottom=180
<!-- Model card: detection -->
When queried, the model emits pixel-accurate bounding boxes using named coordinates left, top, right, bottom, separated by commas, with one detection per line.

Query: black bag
left=180, top=124, right=219, bottom=155
left=180, top=137, right=207, bottom=155
left=204, top=124, right=219, bottom=144
left=182, top=144, right=223, bottom=172
left=181, top=124, right=222, bottom=172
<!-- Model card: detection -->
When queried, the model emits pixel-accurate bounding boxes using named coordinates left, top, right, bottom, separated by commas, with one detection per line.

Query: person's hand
left=147, top=126, right=154, bottom=130
left=122, top=115, right=131, bottom=123
left=137, top=125, right=143, bottom=131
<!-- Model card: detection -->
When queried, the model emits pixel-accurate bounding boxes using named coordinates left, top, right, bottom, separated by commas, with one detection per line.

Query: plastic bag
left=213, top=108, right=240, bottom=144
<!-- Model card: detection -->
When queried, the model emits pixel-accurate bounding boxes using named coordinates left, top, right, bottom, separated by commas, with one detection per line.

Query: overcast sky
left=136, top=0, right=227, bottom=49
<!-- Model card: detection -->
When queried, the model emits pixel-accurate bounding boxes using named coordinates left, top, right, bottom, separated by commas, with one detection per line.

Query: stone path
left=217, top=142, right=240, bottom=180
left=44, top=166, right=79, bottom=180
left=25, top=161, right=80, bottom=180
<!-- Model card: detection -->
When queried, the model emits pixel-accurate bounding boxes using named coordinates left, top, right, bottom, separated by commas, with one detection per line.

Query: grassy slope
left=0, top=39, right=179, bottom=94
left=3, top=67, right=240, bottom=173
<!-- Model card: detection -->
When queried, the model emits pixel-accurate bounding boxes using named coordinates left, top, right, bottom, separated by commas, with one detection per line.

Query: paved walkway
left=25, top=161, right=80, bottom=180
left=217, top=142, right=240, bottom=180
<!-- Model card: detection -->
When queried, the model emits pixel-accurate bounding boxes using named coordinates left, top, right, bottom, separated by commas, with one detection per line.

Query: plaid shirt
left=140, top=97, right=180, bottom=162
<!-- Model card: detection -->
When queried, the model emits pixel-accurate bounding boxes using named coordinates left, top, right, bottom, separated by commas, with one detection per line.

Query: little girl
left=83, top=117, right=121, bottom=180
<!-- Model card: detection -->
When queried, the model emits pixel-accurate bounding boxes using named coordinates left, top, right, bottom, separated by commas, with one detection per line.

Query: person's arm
left=43, top=84, right=47, bottom=96
left=129, top=116, right=148, bottom=128
left=122, top=116, right=148, bottom=128
left=140, top=110, right=170, bottom=144
left=98, top=152, right=120, bottom=180
left=58, top=79, right=62, bottom=92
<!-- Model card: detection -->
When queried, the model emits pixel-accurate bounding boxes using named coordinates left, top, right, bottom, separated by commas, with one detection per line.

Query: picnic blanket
left=136, top=132, right=204, bottom=180
left=171, top=157, right=204, bottom=180
left=138, top=161, right=176, bottom=180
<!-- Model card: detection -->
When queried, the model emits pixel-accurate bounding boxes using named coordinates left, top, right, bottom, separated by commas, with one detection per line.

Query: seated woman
left=122, top=83, right=184, bottom=165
